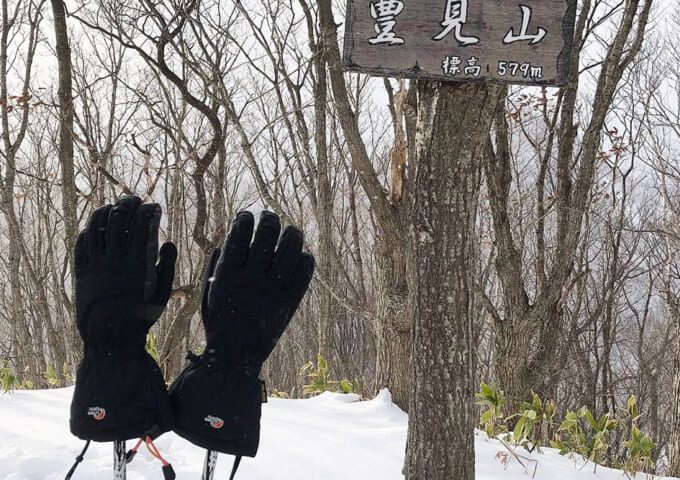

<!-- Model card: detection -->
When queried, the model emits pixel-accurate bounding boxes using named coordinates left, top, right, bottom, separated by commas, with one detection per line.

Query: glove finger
left=128, top=204, right=162, bottom=302
left=214, top=211, right=254, bottom=278
left=106, top=196, right=142, bottom=256
left=258, top=255, right=313, bottom=360
left=285, top=253, right=315, bottom=305
left=85, top=204, right=113, bottom=258
left=151, top=242, right=177, bottom=309
left=201, top=248, right=221, bottom=317
left=271, top=226, right=303, bottom=281
left=128, top=203, right=161, bottom=260
left=74, top=231, right=88, bottom=277
left=246, top=211, right=281, bottom=273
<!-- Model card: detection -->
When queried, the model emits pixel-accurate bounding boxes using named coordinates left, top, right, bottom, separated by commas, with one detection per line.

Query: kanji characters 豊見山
left=433, top=0, right=480, bottom=46
left=365, top=1, right=550, bottom=50
left=368, top=0, right=406, bottom=45
left=503, top=4, right=547, bottom=45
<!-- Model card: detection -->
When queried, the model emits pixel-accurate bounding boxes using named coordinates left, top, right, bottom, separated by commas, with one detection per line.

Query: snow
left=0, top=387, right=676, bottom=480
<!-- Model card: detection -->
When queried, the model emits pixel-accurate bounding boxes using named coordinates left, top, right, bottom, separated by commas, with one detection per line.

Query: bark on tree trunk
left=668, top=312, right=680, bottom=476
left=3, top=214, right=36, bottom=382
left=313, top=30, right=335, bottom=362
left=494, top=303, right=563, bottom=411
left=50, top=0, right=79, bottom=362
left=405, top=81, right=502, bottom=480
left=374, top=242, right=410, bottom=409
left=161, top=279, right=202, bottom=378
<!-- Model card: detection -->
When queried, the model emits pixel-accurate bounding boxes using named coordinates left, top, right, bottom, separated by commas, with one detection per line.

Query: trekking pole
left=114, top=441, right=126, bottom=480
left=202, top=450, right=218, bottom=480
left=202, top=450, right=242, bottom=480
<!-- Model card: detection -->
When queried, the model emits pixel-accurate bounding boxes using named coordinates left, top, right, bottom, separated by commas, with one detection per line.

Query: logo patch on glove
left=204, top=415, right=224, bottom=429
left=87, top=406, right=106, bottom=420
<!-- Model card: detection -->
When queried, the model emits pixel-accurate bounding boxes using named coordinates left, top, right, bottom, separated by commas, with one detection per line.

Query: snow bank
left=0, top=387, right=675, bottom=479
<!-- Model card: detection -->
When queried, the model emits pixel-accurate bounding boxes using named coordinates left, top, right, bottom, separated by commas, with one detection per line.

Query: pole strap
left=64, top=440, right=91, bottom=480
left=228, top=456, right=242, bottom=480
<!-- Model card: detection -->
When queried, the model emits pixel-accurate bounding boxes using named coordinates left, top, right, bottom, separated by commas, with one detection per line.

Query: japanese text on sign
left=344, top=0, right=577, bottom=86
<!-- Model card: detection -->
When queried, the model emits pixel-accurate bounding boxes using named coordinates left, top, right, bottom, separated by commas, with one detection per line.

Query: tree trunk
left=316, top=0, right=410, bottom=409
left=3, top=212, right=36, bottom=382
left=50, top=0, right=79, bottom=362
left=668, top=315, right=680, bottom=476
left=405, top=81, right=502, bottom=480
left=161, top=283, right=201, bottom=378
left=374, top=242, right=410, bottom=409
left=313, top=29, right=335, bottom=362
left=494, top=302, right=563, bottom=410
left=0, top=0, right=38, bottom=384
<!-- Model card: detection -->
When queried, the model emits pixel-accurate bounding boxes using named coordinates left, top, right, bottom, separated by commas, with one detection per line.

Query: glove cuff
left=200, top=347, right=263, bottom=377
left=70, top=350, right=173, bottom=442
left=169, top=357, right=264, bottom=457
left=83, top=345, right=147, bottom=358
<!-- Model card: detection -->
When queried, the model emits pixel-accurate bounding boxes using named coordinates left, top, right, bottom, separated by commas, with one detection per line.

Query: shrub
left=299, top=355, right=356, bottom=396
left=477, top=383, right=656, bottom=475
left=620, top=396, right=655, bottom=477
left=146, top=331, right=161, bottom=363
left=550, top=406, right=616, bottom=470
left=0, top=361, right=31, bottom=393
left=44, top=363, right=75, bottom=386
left=510, top=392, right=556, bottom=452
left=476, top=382, right=507, bottom=438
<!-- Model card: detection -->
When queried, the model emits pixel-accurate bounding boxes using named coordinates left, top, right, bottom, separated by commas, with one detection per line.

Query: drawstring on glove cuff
left=125, top=436, right=175, bottom=480
left=64, top=440, right=91, bottom=480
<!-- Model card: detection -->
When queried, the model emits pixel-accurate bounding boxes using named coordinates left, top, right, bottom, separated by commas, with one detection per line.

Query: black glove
left=169, top=211, right=315, bottom=457
left=70, top=196, right=177, bottom=442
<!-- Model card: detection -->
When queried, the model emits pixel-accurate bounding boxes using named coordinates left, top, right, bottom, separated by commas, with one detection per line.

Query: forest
left=0, top=0, right=677, bottom=478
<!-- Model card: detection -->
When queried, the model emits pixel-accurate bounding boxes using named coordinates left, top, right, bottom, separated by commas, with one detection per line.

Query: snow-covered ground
left=0, top=387, right=675, bottom=480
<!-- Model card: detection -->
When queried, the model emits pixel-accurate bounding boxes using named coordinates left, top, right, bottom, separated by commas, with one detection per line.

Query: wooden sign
left=342, top=0, right=577, bottom=86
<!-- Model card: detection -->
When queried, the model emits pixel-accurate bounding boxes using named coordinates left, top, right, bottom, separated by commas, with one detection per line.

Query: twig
left=497, top=438, right=538, bottom=478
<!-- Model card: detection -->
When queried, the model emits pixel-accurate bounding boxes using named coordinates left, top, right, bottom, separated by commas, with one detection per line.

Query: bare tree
left=318, top=0, right=412, bottom=409
left=50, top=0, right=79, bottom=361
left=0, top=0, right=47, bottom=385
left=649, top=7, right=680, bottom=470
left=483, top=0, right=653, bottom=409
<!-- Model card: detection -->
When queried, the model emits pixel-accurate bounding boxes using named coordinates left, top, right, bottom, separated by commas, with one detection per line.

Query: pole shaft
left=113, top=441, right=126, bottom=480
left=202, top=450, right=218, bottom=480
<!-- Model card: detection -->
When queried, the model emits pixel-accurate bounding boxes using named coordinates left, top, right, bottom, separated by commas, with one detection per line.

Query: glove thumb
left=152, top=242, right=177, bottom=307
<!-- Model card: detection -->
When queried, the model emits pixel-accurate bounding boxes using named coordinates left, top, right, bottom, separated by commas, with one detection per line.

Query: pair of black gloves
left=69, top=196, right=314, bottom=460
